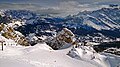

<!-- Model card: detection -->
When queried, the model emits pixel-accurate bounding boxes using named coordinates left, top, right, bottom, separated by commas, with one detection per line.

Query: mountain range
left=0, top=6, right=120, bottom=38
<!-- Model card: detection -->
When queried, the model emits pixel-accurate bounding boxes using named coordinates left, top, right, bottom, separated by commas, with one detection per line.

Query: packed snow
left=0, top=43, right=97, bottom=67
left=0, top=42, right=120, bottom=67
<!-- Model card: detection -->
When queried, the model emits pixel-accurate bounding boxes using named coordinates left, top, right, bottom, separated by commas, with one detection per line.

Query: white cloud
left=48, top=1, right=110, bottom=17
left=0, top=0, right=119, bottom=17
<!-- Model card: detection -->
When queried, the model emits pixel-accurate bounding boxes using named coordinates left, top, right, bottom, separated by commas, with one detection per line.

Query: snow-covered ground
left=0, top=43, right=120, bottom=67
left=0, top=43, right=96, bottom=67
left=68, top=46, right=120, bottom=67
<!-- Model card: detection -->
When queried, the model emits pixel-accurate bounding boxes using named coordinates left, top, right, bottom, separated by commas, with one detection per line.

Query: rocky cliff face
left=46, top=28, right=76, bottom=50
left=1, top=23, right=29, bottom=46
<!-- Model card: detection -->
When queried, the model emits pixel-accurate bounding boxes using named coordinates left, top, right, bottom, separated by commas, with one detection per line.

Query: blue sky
left=0, top=0, right=120, bottom=16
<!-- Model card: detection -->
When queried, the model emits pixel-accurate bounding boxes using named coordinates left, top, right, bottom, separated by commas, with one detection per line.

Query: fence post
left=1, top=41, right=3, bottom=51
